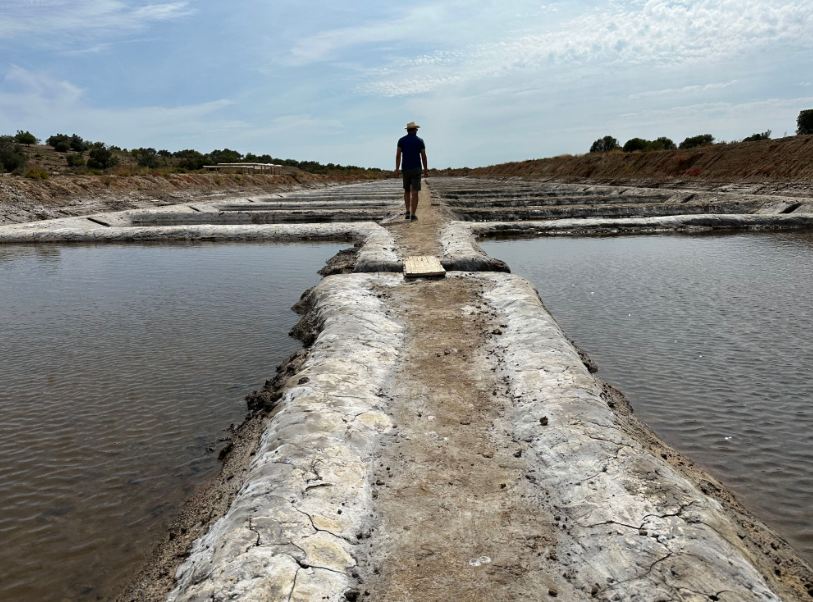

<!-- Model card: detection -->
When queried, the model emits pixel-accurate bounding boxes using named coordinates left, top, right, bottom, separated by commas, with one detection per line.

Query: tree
left=209, top=148, right=243, bottom=164
left=87, top=147, right=118, bottom=170
left=47, top=134, right=72, bottom=152
left=14, top=130, right=39, bottom=145
left=157, top=149, right=172, bottom=157
left=679, top=134, right=715, bottom=149
left=743, top=130, right=771, bottom=142
left=66, top=154, right=85, bottom=167
left=590, top=136, right=620, bottom=153
left=133, top=147, right=159, bottom=168
left=649, top=137, right=676, bottom=151
left=174, top=149, right=208, bottom=170
left=69, top=134, right=87, bottom=152
left=622, top=138, right=648, bottom=152
left=0, top=136, right=25, bottom=172
left=797, top=110, right=813, bottom=135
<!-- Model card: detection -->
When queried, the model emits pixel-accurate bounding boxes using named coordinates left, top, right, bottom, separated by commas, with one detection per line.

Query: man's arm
left=421, top=149, right=428, bottom=178
left=395, top=147, right=401, bottom=177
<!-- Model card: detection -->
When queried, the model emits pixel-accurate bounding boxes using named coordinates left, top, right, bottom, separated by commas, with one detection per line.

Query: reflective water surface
left=482, top=232, right=813, bottom=564
left=0, top=242, right=344, bottom=602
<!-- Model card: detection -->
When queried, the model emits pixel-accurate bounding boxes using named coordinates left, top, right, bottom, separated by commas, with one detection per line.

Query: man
left=394, top=121, right=428, bottom=221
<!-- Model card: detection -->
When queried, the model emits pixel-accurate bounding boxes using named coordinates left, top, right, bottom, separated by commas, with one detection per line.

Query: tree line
left=0, top=130, right=383, bottom=175
left=590, top=109, right=813, bottom=154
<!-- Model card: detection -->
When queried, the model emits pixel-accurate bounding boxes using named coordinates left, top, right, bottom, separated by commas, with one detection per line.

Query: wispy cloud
left=629, top=80, right=740, bottom=100
left=0, top=67, right=235, bottom=145
left=283, top=4, right=451, bottom=67
left=353, top=0, right=813, bottom=97
left=0, top=0, right=194, bottom=41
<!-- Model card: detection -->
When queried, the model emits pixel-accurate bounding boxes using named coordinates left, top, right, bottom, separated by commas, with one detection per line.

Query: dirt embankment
left=439, top=135, right=813, bottom=190
left=0, top=171, right=384, bottom=225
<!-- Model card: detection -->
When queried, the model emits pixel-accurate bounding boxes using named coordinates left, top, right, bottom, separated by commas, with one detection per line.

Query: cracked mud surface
left=360, top=276, right=560, bottom=600
left=117, top=177, right=813, bottom=601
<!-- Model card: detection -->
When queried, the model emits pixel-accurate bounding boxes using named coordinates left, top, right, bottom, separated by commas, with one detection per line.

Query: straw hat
left=404, top=121, right=421, bottom=129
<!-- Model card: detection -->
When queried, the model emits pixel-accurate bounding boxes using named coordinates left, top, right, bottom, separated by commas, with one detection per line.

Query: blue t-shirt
left=398, top=134, right=425, bottom=170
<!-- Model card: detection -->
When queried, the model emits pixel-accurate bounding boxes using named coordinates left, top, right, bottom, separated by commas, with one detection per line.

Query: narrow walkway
left=385, top=186, right=445, bottom=257
left=361, top=184, right=559, bottom=599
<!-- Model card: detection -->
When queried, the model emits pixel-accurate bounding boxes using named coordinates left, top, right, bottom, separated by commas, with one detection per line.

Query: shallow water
left=0, top=242, right=344, bottom=602
left=482, top=232, right=813, bottom=563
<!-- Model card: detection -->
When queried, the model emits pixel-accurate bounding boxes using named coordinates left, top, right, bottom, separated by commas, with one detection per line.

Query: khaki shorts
left=402, top=167, right=422, bottom=191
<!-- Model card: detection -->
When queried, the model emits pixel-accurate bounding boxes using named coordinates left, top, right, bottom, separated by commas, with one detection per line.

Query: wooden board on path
left=403, top=255, right=446, bottom=278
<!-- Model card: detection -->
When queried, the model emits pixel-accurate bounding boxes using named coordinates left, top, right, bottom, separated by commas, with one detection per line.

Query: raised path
left=160, top=182, right=813, bottom=602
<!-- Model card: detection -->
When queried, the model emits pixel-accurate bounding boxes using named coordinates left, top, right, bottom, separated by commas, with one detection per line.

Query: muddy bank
left=115, top=244, right=361, bottom=602
left=167, top=273, right=403, bottom=601
left=106, top=178, right=813, bottom=600
left=149, top=270, right=813, bottom=601
left=438, top=214, right=813, bottom=268
left=440, top=135, right=813, bottom=190
left=0, top=171, right=379, bottom=225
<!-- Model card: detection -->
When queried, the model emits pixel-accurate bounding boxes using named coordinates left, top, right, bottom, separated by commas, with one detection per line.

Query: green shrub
left=623, top=138, right=648, bottom=152
left=69, top=134, right=87, bottom=152
left=649, top=137, right=676, bottom=151
left=66, top=154, right=85, bottom=167
left=743, top=130, right=771, bottom=142
left=47, top=133, right=86, bottom=152
left=0, top=135, right=25, bottom=172
left=46, top=133, right=69, bottom=149
left=133, top=147, right=159, bottom=168
left=622, top=137, right=676, bottom=152
left=87, top=147, right=118, bottom=170
left=797, top=110, right=813, bottom=135
left=14, top=130, right=39, bottom=145
left=24, top=167, right=49, bottom=180
left=590, top=136, right=620, bottom=153
left=679, top=134, right=715, bottom=149
left=209, top=148, right=242, bottom=164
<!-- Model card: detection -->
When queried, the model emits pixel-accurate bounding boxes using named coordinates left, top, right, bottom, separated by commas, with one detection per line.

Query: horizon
left=1, top=0, right=812, bottom=169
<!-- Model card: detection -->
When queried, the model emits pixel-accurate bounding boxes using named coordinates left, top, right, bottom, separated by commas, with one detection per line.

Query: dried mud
left=443, top=135, right=813, bottom=190
left=0, top=171, right=377, bottom=225
left=108, top=180, right=813, bottom=601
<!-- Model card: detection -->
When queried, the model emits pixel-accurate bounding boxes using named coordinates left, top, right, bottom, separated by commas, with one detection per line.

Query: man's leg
left=404, top=189, right=410, bottom=214
left=410, top=189, right=419, bottom=216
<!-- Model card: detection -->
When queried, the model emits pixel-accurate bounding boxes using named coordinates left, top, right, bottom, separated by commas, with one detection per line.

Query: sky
left=1, top=0, right=812, bottom=168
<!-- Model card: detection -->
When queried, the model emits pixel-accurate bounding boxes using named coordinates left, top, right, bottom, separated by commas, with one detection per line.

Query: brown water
left=0, top=242, right=344, bottom=602
left=482, top=231, right=813, bottom=564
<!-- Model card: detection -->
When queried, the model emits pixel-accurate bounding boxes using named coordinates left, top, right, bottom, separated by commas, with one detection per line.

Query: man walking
left=395, top=121, right=428, bottom=221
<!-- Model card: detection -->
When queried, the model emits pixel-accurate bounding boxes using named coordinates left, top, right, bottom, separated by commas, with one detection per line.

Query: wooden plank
left=403, top=255, right=446, bottom=278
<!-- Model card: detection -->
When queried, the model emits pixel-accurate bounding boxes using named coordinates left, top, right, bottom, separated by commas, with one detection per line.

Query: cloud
left=0, top=0, right=194, bottom=41
left=283, top=5, right=448, bottom=66
left=629, top=80, right=740, bottom=100
left=354, top=0, right=813, bottom=97
left=620, top=95, right=813, bottom=120
left=0, top=67, right=235, bottom=147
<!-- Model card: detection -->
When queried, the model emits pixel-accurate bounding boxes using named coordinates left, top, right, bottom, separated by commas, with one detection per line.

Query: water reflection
left=0, top=242, right=345, bottom=602
left=482, top=231, right=813, bottom=563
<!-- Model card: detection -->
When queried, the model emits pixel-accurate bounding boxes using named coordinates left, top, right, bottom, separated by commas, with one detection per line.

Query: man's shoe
left=410, top=215, right=418, bottom=221
left=405, top=212, right=411, bottom=220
